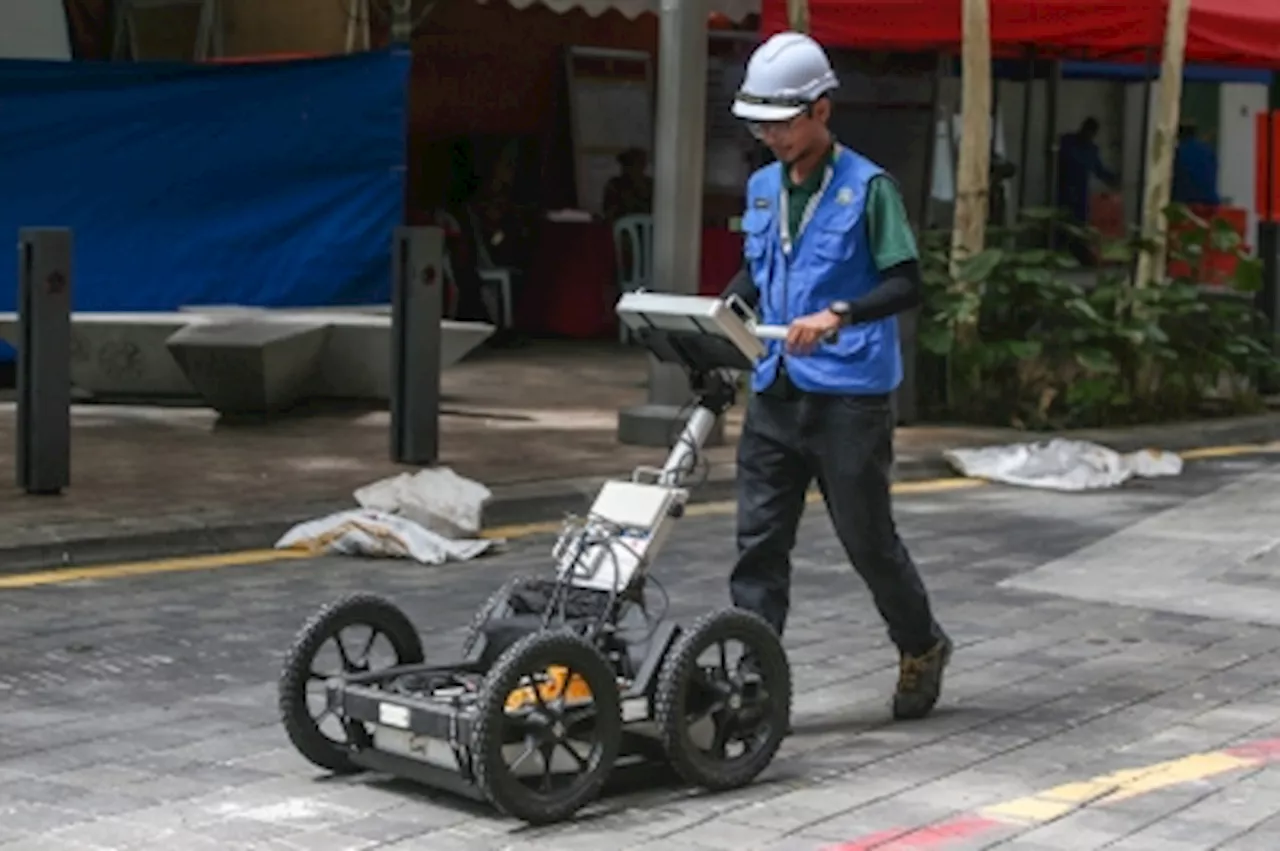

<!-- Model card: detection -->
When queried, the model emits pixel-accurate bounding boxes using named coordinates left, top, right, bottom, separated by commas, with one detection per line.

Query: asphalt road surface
left=3, top=453, right=1280, bottom=851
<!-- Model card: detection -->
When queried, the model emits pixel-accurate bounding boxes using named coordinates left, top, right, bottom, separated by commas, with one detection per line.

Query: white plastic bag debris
left=942, top=439, right=1183, bottom=491
left=353, top=467, right=491, bottom=539
left=275, top=509, right=496, bottom=565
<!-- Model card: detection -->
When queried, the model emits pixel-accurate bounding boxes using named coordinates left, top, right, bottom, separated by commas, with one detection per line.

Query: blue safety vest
left=740, top=146, right=902, bottom=396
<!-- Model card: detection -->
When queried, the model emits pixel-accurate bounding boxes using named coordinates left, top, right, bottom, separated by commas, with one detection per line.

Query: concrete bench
left=0, top=311, right=213, bottom=399
left=165, top=317, right=330, bottom=416
left=0, top=309, right=495, bottom=409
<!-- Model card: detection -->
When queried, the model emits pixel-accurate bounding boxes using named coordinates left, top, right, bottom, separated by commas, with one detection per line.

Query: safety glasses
left=735, top=92, right=814, bottom=141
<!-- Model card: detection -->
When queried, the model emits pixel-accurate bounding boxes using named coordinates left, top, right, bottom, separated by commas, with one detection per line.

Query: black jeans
left=729, top=387, right=947, bottom=657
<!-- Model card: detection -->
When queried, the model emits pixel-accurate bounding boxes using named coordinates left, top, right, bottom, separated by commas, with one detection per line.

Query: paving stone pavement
left=2, top=455, right=1280, bottom=850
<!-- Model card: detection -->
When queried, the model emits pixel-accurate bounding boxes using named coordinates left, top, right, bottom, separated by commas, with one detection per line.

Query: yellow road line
left=1178, top=440, right=1280, bottom=460
left=0, top=549, right=310, bottom=590
left=479, top=476, right=986, bottom=541
left=981, top=750, right=1259, bottom=824
left=3, top=440, right=1275, bottom=590
left=828, top=738, right=1280, bottom=849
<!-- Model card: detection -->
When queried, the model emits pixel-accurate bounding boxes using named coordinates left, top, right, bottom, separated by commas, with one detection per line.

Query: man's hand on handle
left=785, top=309, right=842, bottom=355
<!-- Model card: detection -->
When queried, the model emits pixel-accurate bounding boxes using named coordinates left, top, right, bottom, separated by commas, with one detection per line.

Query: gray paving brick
left=0, top=802, right=96, bottom=834
left=46, top=818, right=178, bottom=850
left=4, top=460, right=1280, bottom=850
left=274, top=829, right=380, bottom=851
left=0, top=835, right=102, bottom=851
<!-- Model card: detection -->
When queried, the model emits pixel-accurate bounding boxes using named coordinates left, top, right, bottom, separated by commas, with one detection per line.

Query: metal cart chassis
left=277, top=292, right=798, bottom=825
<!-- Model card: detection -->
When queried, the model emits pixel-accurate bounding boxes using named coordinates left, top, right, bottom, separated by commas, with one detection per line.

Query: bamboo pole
left=1134, top=0, right=1192, bottom=288
left=949, top=0, right=992, bottom=280
left=786, top=0, right=809, bottom=33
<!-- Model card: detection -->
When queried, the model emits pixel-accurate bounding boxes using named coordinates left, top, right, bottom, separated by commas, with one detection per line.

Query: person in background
left=988, top=152, right=1017, bottom=226
left=1056, top=117, right=1120, bottom=265
left=1172, top=123, right=1221, bottom=207
left=601, top=148, right=654, bottom=222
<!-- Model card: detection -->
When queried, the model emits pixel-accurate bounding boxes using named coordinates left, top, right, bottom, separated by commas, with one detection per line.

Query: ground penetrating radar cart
left=277, top=292, right=807, bottom=825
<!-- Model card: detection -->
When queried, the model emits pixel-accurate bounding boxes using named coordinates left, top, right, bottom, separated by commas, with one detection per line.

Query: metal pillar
left=1259, top=113, right=1279, bottom=394
left=16, top=229, right=73, bottom=496
left=617, top=0, right=716, bottom=448
left=1016, top=49, right=1035, bottom=212
left=1044, top=60, right=1061, bottom=249
left=390, top=226, right=444, bottom=466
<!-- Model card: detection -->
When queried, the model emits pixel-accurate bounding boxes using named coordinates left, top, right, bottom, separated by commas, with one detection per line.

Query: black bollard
left=16, top=228, right=73, bottom=495
left=390, top=226, right=444, bottom=465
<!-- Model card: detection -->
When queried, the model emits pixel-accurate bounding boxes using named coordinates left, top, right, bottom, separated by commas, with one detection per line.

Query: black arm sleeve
left=720, top=264, right=759, bottom=309
left=717, top=258, right=920, bottom=322
left=844, top=259, right=922, bottom=325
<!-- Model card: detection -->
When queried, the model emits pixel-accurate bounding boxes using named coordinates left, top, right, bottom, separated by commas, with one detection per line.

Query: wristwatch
left=828, top=300, right=852, bottom=326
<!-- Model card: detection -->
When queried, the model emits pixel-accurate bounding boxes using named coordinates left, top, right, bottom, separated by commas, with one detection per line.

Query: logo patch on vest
left=836, top=187, right=854, bottom=206
left=753, top=197, right=770, bottom=209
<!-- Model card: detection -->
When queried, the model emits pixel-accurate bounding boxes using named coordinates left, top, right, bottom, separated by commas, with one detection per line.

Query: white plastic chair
left=465, top=206, right=517, bottom=330
left=612, top=214, right=653, bottom=343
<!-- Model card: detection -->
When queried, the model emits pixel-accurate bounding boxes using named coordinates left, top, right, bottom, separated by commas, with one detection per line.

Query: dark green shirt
left=781, top=149, right=919, bottom=271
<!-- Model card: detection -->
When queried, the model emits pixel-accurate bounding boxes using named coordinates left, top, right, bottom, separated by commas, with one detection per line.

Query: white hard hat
left=732, top=32, right=838, bottom=123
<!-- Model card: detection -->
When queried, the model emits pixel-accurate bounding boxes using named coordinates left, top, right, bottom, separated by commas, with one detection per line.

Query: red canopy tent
left=760, top=0, right=1280, bottom=68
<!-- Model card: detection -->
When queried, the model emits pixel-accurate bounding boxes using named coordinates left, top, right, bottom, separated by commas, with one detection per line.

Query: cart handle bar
left=752, top=324, right=839, bottom=345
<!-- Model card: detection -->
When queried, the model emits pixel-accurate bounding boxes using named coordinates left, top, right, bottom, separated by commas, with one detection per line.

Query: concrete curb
left=2, top=411, right=1276, bottom=576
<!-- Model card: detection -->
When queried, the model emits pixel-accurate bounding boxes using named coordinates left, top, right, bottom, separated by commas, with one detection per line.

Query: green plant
left=917, top=206, right=1279, bottom=429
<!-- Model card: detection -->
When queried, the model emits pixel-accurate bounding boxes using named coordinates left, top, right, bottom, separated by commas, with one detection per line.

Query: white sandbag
left=275, top=508, right=496, bottom=565
left=942, top=438, right=1183, bottom=491
left=354, top=467, right=491, bottom=539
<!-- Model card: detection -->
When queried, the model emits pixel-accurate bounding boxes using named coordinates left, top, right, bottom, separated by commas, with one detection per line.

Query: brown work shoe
left=893, top=637, right=953, bottom=721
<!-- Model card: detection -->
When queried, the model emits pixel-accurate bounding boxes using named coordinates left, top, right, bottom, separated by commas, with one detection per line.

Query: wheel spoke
left=539, top=742, right=555, bottom=792
left=716, top=640, right=728, bottom=678
left=563, top=705, right=597, bottom=729
left=694, top=666, right=723, bottom=693
left=355, top=628, right=379, bottom=666
left=333, top=632, right=355, bottom=670
left=528, top=669, right=552, bottom=715
left=509, top=739, right=538, bottom=772
left=710, top=710, right=735, bottom=759
left=559, top=740, right=590, bottom=771
left=557, top=665, right=578, bottom=711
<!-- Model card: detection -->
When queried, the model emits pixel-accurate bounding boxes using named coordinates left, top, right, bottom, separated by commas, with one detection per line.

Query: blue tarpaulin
left=0, top=48, right=411, bottom=361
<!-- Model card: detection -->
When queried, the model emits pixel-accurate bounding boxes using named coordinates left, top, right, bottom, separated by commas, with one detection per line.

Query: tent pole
left=1044, top=59, right=1060, bottom=249
left=921, top=53, right=944, bottom=230
left=1134, top=47, right=1156, bottom=233
left=786, top=0, right=810, bottom=33
left=949, top=0, right=992, bottom=280
left=1016, top=46, right=1035, bottom=213
left=617, top=0, right=710, bottom=447
left=1134, top=0, right=1192, bottom=289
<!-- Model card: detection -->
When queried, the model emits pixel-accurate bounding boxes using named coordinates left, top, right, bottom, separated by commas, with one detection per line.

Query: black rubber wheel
left=471, top=630, right=622, bottom=824
left=655, top=608, right=791, bottom=791
left=278, top=594, right=424, bottom=774
left=460, top=574, right=541, bottom=660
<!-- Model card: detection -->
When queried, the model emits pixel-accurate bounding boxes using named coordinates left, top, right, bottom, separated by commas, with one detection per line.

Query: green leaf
left=1066, top=376, right=1119, bottom=406
left=955, top=249, right=1005, bottom=285
left=917, top=325, right=955, bottom=355
left=1210, top=219, right=1243, bottom=252
left=1099, top=240, right=1134, bottom=264
left=1013, top=266, right=1055, bottom=286
left=1010, top=249, right=1054, bottom=265
left=1066, top=298, right=1104, bottom=323
left=1231, top=257, right=1263, bottom=293
left=1006, top=340, right=1043, bottom=360
left=1075, top=348, right=1119, bottom=374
